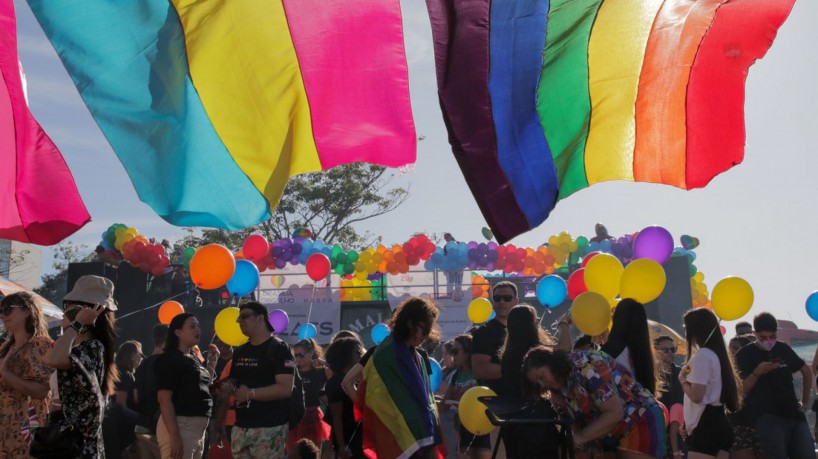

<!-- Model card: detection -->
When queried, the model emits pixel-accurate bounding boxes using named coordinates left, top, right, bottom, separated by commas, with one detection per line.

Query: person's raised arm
left=342, top=363, right=364, bottom=400
left=43, top=305, right=104, bottom=370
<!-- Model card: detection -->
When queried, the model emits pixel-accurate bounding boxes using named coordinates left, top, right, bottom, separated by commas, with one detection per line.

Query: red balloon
left=567, top=268, right=588, bottom=300
left=306, top=254, right=331, bottom=282
left=581, top=251, right=601, bottom=268
left=243, top=235, right=269, bottom=260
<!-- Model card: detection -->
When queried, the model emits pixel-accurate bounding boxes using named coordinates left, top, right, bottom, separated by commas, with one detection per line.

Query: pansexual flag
left=0, top=0, right=89, bottom=245
left=427, top=0, right=795, bottom=243
left=26, top=0, right=414, bottom=231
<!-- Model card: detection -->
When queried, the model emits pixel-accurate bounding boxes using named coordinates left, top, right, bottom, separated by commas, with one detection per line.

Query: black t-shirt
left=325, top=373, right=363, bottom=457
left=115, top=369, right=138, bottom=411
left=735, top=341, right=805, bottom=423
left=229, top=337, right=295, bottom=428
left=134, top=354, right=161, bottom=432
left=155, top=350, right=213, bottom=417
left=302, top=368, right=327, bottom=408
left=471, top=319, right=506, bottom=393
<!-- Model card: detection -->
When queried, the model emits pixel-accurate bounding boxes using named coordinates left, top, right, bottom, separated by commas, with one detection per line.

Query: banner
left=258, top=265, right=341, bottom=344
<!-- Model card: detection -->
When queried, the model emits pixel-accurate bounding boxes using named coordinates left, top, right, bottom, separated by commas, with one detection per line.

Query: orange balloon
left=158, top=301, right=184, bottom=325
left=190, top=244, right=236, bottom=290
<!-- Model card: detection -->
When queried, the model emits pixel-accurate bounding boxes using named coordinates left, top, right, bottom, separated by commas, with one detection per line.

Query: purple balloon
left=487, top=241, right=498, bottom=250
left=292, top=243, right=302, bottom=255
left=468, top=241, right=478, bottom=249
left=467, top=260, right=478, bottom=270
left=633, top=226, right=674, bottom=264
left=275, top=258, right=287, bottom=269
left=268, top=309, right=289, bottom=335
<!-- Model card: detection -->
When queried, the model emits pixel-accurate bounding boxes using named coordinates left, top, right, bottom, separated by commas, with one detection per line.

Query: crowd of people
left=1, top=275, right=818, bottom=459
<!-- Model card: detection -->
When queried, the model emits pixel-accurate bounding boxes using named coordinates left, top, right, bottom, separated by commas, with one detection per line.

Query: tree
left=34, top=241, right=93, bottom=303
left=0, top=244, right=31, bottom=279
left=179, top=164, right=409, bottom=250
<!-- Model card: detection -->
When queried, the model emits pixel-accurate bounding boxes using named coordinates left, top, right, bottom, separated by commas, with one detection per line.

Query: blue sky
left=12, top=0, right=818, bottom=329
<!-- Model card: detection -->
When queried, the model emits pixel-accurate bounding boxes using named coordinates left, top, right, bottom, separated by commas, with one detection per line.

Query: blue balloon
left=806, top=292, right=818, bottom=321
left=429, top=358, right=442, bottom=392
left=371, top=323, right=390, bottom=345
left=536, top=275, right=567, bottom=308
left=489, top=310, right=496, bottom=320
left=226, top=260, right=260, bottom=297
left=298, top=323, right=317, bottom=340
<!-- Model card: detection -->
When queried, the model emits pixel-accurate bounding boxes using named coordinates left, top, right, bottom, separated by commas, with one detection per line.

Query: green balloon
left=576, top=236, right=589, bottom=248
left=347, top=251, right=359, bottom=262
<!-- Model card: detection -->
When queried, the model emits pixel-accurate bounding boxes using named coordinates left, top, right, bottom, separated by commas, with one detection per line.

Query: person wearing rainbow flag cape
left=355, top=297, right=446, bottom=458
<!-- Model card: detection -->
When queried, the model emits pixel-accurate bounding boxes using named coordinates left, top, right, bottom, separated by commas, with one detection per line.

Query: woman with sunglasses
left=43, top=275, right=120, bottom=459
left=679, top=308, right=741, bottom=459
left=155, top=313, right=218, bottom=459
left=437, top=334, right=485, bottom=459
left=356, top=297, right=446, bottom=458
left=287, top=338, right=331, bottom=454
left=0, top=292, right=54, bottom=458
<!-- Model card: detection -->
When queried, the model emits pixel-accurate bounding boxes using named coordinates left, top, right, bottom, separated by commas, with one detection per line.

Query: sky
left=11, top=0, right=818, bottom=330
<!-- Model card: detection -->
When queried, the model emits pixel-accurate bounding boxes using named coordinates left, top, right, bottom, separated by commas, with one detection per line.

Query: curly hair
left=520, top=346, right=573, bottom=398
left=387, top=297, right=441, bottom=344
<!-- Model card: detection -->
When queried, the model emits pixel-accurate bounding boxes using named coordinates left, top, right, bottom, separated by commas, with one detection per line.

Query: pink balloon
left=243, top=234, right=270, bottom=260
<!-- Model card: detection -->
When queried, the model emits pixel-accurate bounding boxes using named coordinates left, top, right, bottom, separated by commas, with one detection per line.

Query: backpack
left=266, top=338, right=306, bottom=429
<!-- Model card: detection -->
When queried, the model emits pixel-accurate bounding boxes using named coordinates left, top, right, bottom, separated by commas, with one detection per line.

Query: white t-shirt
left=683, top=348, right=722, bottom=433
left=615, top=347, right=633, bottom=374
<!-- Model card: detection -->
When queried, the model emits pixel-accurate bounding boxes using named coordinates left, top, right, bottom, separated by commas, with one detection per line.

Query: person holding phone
left=735, top=312, right=815, bottom=459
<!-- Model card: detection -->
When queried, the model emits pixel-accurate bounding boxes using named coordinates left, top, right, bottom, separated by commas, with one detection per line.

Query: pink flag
left=0, top=0, right=89, bottom=245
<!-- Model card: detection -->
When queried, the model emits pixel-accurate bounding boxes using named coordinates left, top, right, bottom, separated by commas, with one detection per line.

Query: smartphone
left=769, top=357, right=784, bottom=365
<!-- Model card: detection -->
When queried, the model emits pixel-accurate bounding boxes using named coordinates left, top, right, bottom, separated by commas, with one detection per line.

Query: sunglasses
left=0, top=305, right=22, bottom=316
left=493, top=295, right=515, bottom=303
left=62, top=300, right=95, bottom=310
left=656, top=346, right=676, bottom=354
left=294, top=352, right=309, bottom=359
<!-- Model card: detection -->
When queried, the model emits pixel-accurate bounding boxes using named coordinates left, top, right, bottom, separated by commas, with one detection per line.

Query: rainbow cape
left=355, top=335, right=446, bottom=459
left=427, top=0, right=795, bottom=243
left=0, top=0, right=89, bottom=245
left=26, top=0, right=414, bottom=231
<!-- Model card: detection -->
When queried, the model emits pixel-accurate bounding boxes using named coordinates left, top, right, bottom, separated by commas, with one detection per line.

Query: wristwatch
left=70, top=320, right=87, bottom=334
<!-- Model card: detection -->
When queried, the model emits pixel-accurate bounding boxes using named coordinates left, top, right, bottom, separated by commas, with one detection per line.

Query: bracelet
left=249, top=389, right=256, bottom=401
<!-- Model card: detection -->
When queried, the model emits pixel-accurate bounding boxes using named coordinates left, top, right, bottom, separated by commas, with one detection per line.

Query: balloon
left=158, top=301, right=184, bottom=325
left=371, top=323, right=390, bottom=345
left=712, top=277, right=754, bottom=321
left=633, top=226, right=674, bottom=264
left=429, top=358, right=443, bottom=392
left=298, top=323, right=318, bottom=340
left=226, top=260, right=261, bottom=297
left=806, top=292, right=818, bottom=321
left=268, top=309, right=289, bottom=334
left=536, top=275, right=567, bottom=308
left=306, top=254, right=331, bottom=282
left=581, top=251, right=601, bottom=268
left=481, top=227, right=494, bottom=241
left=215, top=307, right=248, bottom=347
left=459, top=386, right=498, bottom=435
left=620, top=259, right=666, bottom=303
left=567, top=269, right=587, bottom=300
left=242, top=235, right=269, bottom=260
left=467, top=298, right=493, bottom=324
left=190, top=244, right=236, bottom=290
left=584, top=254, right=623, bottom=299
left=680, top=235, right=700, bottom=250
left=571, top=292, right=611, bottom=336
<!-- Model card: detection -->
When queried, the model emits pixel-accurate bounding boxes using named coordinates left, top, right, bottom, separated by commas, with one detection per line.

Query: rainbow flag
left=26, top=0, right=415, bottom=231
left=0, top=0, right=89, bottom=245
left=427, top=0, right=795, bottom=243
left=355, top=335, right=445, bottom=459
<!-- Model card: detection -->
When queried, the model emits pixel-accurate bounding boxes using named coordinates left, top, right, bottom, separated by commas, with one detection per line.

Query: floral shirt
left=57, top=339, right=106, bottom=459
left=551, top=350, right=658, bottom=439
left=0, top=336, right=54, bottom=459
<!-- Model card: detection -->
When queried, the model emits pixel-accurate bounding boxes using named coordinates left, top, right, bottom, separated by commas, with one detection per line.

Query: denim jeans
left=754, top=413, right=816, bottom=459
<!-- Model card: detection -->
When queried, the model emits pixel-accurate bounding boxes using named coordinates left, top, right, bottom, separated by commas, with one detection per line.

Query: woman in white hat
left=43, top=275, right=119, bottom=458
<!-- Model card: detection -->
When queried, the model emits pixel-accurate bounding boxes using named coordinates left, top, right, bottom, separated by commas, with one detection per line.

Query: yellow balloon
left=584, top=254, right=623, bottom=299
left=459, top=386, right=498, bottom=435
left=214, top=307, right=249, bottom=347
left=572, top=292, right=611, bottom=336
left=620, top=259, right=667, bottom=303
left=467, top=298, right=493, bottom=323
left=712, top=277, right=753, bottom=321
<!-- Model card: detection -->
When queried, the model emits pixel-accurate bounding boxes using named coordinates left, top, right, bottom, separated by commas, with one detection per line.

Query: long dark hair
left=164, top=313, right=196, bottom=353
left=115, top=340, right=142, bottom=373
left=388, top=297, right=441, bottom=344
left=324, top=337, right=364, bottom=374
left=602, top=298, right=657, bottom=394
left=0, top=292, right=49, bottom=357
left=684, top=308, right=741, bottom=412
left=520, top=346, right=573, bottom=398
left=89, top=309, right=119, bottom=396
left=500, top=304, right=554, bottom=361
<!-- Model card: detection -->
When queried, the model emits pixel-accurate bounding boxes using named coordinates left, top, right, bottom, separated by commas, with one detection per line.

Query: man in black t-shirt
left=735, top=312, right=815, bottom=459
left=470, top=280, right=517, bottom=457
left=214, top=302, right=295, bottom=459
